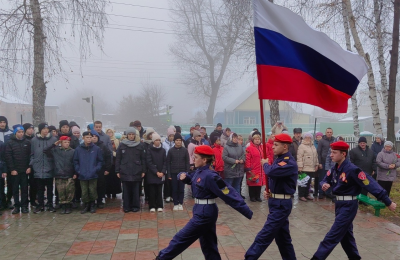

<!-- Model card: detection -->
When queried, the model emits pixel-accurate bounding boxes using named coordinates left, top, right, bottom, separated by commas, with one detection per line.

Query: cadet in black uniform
left=311, top=141, right=396, bottom=260
left=245, top=133, right=298, bottom=260
left=156, top=145, right=253, bottom=260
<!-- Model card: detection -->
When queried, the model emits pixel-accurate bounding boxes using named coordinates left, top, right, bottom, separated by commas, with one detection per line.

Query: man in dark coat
left=22, top=123, right=37, bottom=207
left=209, top=123, right=223, bottom=146
left=289, top=128, right=302, bottom=159
left=317, top=128, right=335, bottom=199
left=0, top=116, right=13, bottom=209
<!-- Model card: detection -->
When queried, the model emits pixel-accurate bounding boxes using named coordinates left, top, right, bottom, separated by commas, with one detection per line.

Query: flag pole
left=259, top=99, right=269, bottom=193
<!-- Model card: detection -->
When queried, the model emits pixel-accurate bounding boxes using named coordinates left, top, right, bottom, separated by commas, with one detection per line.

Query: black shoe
left=256, top=197, right=262, bottom=202
left=34, top=206, right=44, bottom=214
left=81, top=203, right=90, bottom=214
left=123, top=209, right=130, bottom=213
left=90, top=201, right=96, bottom=213
left=47, top=205, right=56, bottom=213
left=12, top=207, right=20, bottom=214
left=59, top=204, right=66, bottom=214
left=97, top=202, right=104, bottom=209
left=30, top=201, right=38, bottom=207
left=8, top=201, right=14, bottom=210
left=132, top=208, right=140, bottom=212
left=65, top=204, right=72, bottom=214
left=250, top=198, right=256, bottom=202
left=21, top=207, right=29, bottom=214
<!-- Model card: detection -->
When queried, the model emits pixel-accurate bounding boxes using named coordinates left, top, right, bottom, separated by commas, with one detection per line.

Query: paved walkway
left=1, top=187, right=400, bottom=260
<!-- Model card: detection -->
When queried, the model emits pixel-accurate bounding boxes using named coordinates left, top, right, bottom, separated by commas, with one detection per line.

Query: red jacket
left=212, top=144, right=224, bottom=172
left=245, top=142, right=266, bottom=187
left=266, top=138, right=274, bottom=164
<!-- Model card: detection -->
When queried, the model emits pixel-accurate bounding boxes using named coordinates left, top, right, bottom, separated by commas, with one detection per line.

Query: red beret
left=274, top=133, right=293, bottom=143
left=190, top=127, right=195, bottom=131
left=330, top=141, right=349, bottom=150
left=59, top=136, right=71, bottom=141
left=194, top=145, right=214, bottom=156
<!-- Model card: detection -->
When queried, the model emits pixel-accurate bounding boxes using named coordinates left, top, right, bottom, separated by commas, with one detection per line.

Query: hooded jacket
left=5, top=135, right=31, bottom=173
left=222, top=140, right=245, bottom=178
left=187, top=138, right=200, bottom=165
left=44, top=144, right=75, bottom=179
left=115, top=141, right=146, bottom=182
left=146, top=144, right=167, bottom=184
left=245, top=142, right=266, bottom=186
left=0, top=116, right=13, bottom=143
left=73, top=142, right=103, bottom=180
left=376, top=148, right=400, bottom=182
left=297, top=139, right=319, bottom=172
left=30, top=133, right=58, bottom=178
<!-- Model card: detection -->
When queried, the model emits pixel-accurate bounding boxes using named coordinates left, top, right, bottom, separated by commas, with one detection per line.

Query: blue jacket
left=73, top=142, right=103, bottom=180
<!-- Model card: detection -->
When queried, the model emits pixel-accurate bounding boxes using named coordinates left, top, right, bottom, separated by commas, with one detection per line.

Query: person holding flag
left=244, top=133, right=298, bottom=260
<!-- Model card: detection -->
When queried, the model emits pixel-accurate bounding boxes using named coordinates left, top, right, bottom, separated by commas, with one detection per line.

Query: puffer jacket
left=376, top=149, right=400, bottom=182
left=146, top=145, right=167, bottom=184
left=212, top=144, right=224, bottom=172
left=5, top=135, right=30, bottom=173
left=30, top=133, right=58, bottom=178
left=245, top=142, right=266, bottom=186
left=222, top=140, right=245, bottom=178
left=44, top=144, right=75, bottom=179
left=73, top=142, right=103, bottom=180
left=297, top=140, right=319, bottom=172
left=166, top=145, right=190, bottom=176
left=115, top=142, right=146, bottom=182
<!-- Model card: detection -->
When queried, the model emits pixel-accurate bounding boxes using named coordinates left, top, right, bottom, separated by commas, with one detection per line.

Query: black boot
left=59, top=204, right=66, bottom=214
left=33, top=205, right=44, bottom=214
left=12, top=207, right=20, bottom=214
left=81, top=203, right=89, bottom=214
left=90, top=201, right=96, bottom=213
left=65, top=204, right=72, bottom=214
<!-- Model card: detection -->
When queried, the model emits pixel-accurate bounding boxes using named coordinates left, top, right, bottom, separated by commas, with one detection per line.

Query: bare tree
left=169, top=0, right=247, bottom=123
left=0, top=0, right=108, bottom=126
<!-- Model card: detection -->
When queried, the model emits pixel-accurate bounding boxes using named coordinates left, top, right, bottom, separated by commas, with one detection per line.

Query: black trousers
left=378, top=180, right=393, bottom=197
left=6, top=175, right=13, bottom=203
left=148, top=183, right=163, bottom=209
left=0, top=177, right=5, bottom=207
left=164, top=178, right=172, bottom=199
left=36, top=178, right=53, bottom=207
left=122, top=181, right=140, bottom=211
left=248, top=186, right=262, bottom=199
left=97, top=170, right=105, bottom=204
left=28, top=172, right=37, bottom=204
left=11, top=173, right=29, bottom=208
left=171, top=172, right=184, bottom=205
left=74, top=178, right=82, bottom=202
left=298, top=174, right=312, bottom=198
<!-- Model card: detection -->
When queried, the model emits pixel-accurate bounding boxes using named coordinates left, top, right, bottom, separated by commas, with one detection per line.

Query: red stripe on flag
left=257, top=65, right=351, bottom=113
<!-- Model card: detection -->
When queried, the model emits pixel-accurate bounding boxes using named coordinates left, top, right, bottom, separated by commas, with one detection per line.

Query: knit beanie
left=0, top=116, right=7, bottom=123
left=152, top=133, right=161, bottom=142
left=192, top=130, right=201, bottom=137
left=38, top=123, right=49, bottom=133
left=376, top=134, right=383, bottom=139
left=167, top=127, right=175, bottom=136
left=69, top=121, right=80, bottom=128
left=315, top=132, right=323, bottom=137
left=13, top=124, right=24, bottom=135
left=48, top=125, right=56, bottom=132
left=384, top=141, right=394, bottom=147
left=174, top=133, right=183, bottom=141
left=303, top=133, right=313, bottom=139
left=71, top=126, right=80, bottom=134
left=126, top=127, right=137, bottom=135
left=23, top=123, right=33, bottom=132
left=175, top=126, right=181, bottom=133
left=59, top=120, right=69, bottom=130
left=358, top=136, right=367, bottom=143
left=217, top=123, right=222, bottom=127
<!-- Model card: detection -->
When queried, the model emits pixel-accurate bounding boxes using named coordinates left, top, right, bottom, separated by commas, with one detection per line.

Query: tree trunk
left=345, top=0, right=382, bottom=135
left=387, top=0, right=400, bottom=142
left=30, top=0, right=46, bottom=126
left=374, top=0, right=389, bottom=119
left=268, top=100, right=280, bottom=126
left=342, top=0, right=360, bottom=137
left=206, top=85, right=218, bottom=124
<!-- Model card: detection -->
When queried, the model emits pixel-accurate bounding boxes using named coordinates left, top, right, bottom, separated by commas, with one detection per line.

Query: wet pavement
left=1, top=186, right=400, bottom=260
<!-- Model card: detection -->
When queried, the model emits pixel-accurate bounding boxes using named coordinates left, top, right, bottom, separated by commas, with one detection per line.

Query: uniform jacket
left=146, top=145, right=167, bottom=185
left=115, top=142, right=146, bottom=182
left=289, top=137, right=302, bottom=160
left=212, top=144, right=224, bottom=172
left=321, top=159, right=392, bottom=206
left=73, top=142, right=103, bottom=180
left=318, top=135, right=335, bottom=169
left=181, top=165, right=253, bottom=219
left=263, top=152, right=298, bottom=195
left=297, top=140, right=319, bottom=172
left=166, top=146, right=190, bottom=175
left=30, top=133, right=58, bottom=178
left=245, top=142, right=266, bottom=187
left=44, top=144, right=75, bottom=179
left=95, top=141, right=112, bottom=172
left=222, top=140, right=245, bottom=179
left=371, top=141, right=384, bottom=157
left=376, top=149, right=400, bottom=182
left=349, top=145, right=376, bottom=175
left=5, top=135, right=31, bottom=173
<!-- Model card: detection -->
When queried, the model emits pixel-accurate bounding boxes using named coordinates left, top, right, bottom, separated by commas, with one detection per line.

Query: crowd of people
left=0, top=115, right=398, bottom=216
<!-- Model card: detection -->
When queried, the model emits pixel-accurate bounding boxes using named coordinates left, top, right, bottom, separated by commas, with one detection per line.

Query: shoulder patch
left=221, top=186, right=230, bottom=195
left=197, top=177, right=201, bottom=183
left=278, top=161, right=287, bottom=166
left=362, top=179, right=369, bottom=185
left=358, top=172, right=366, bottom=180
left=327, top=170, right=331, bottom=176
left=284, top=157, right=289, bottom=160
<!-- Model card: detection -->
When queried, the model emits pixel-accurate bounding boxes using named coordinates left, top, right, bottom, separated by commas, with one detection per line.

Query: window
left=243, top=116, right=256, bottom=125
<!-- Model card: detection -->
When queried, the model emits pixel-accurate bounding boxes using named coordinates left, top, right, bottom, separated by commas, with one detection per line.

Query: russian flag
left=254, top=0, right=368, bottom=113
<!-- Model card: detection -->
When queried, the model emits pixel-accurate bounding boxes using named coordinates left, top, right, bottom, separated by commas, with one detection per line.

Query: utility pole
left=82, top=96, right=95, bottom=122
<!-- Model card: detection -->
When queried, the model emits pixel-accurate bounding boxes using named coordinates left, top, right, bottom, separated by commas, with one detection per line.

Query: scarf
left=121, top=139, right=140, bottom=147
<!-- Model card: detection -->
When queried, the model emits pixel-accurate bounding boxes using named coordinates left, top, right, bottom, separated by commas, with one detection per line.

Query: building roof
left=0, top=93, right=30, bottom=105
left=225, top=86, right=258, bottom=111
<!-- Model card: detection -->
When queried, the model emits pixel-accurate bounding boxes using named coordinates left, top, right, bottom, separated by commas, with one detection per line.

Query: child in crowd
left=211, top=137, right=224, bottom=179
left=73, top=132, right=103, bottom=214
left=166, top=133, right=190, bottom=210
left=146, top=133, right=166, bottom=212
left=116, top=128, right=146, bottom=212
left=187, top=130, right=202, bottom=171
left=44, top=136, right=76, bottom=214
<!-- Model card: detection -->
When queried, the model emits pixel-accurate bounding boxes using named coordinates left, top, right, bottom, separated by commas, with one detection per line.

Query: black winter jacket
left=115, top=143, right=146, bottom=182
left=44, top=144, right=75, bottom=178
left=0, top=141, right=8, bottom=173
left=371, top=141, right=384, bottom=157
left=317, top=135, right=335, bottom=169
left=166, top=146, right=190, bottom=177
left=146, top=145, right=167, bottom=184
left=5, top=135, right=31, bottom=173
left=95, top=141, right=112, bottom=172
left=349, top=146, right=377, bottom=175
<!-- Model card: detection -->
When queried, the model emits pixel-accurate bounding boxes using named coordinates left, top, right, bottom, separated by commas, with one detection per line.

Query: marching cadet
left=245, top=133, right=298, bottom=260
left=311, top=141, right=396, bottom=260
left=156, top=145, right=253, bottom=260
left=44, top=136, right=76, bottom=214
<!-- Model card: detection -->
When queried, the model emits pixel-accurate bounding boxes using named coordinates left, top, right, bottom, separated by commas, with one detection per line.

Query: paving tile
left=111, top=252, right=136, bottom=260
